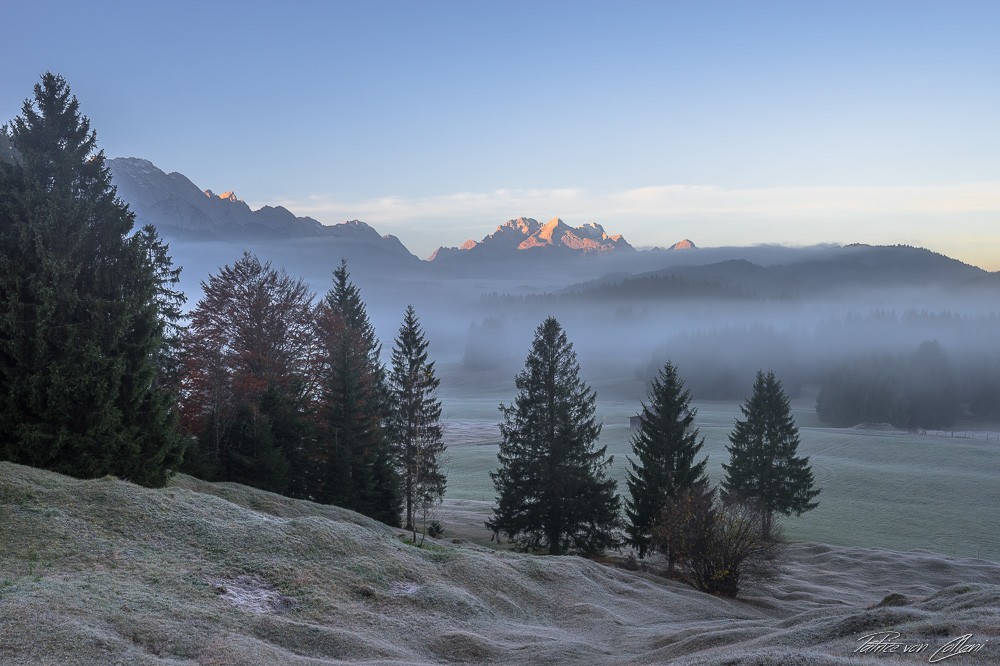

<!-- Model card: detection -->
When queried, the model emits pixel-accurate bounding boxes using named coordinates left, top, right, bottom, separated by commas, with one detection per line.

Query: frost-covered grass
left=3, top=461, right=999, bottom=664
left=441, top=391, right=1000, bottom=561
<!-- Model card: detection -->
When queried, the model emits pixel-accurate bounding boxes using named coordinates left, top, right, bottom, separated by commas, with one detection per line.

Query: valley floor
left=438, top=390, right=1000, bottom=563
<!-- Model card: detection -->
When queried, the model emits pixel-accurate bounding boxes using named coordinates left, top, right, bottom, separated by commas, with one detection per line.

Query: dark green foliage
left=907, top=341, right=960, bottom=429
left=0, top=73, right=183, bottom=485
left=480, top=275, right=747, bottom=310
left=964, top=353, right=1000, bottom=420
left=564, top=274, right=748, bottom=302
left=722, top=370, right=819, bottom=537
left=133, top=225, right=186, bottom=386
left=0, top=133, right=14, bottom=164
left=316, top=260, right=401, bottom=526
left=625, top=361, right=708, bottom=558
left=426, top=520, right=444, bottom=538
left=180, top=252, right=316, bottom=494
left=815, top=353, right=909, bottom=427
left=390, top=305, right=446, bottom=534
left=815, top=341, right=960, bottom=430
left=487, top=316, right=621, bottom=555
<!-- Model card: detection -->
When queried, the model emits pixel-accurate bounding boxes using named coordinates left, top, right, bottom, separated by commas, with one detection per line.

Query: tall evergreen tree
left=0, top=133, right=14, bottom=164
left=389, top=305, right=446, bottom=535
left=134, top=224, right=187, bottom=388
left=0, top=73, right=183, bottom=484
left=487, top=316, right=620, bottom=555
left=722, top=370, right=820, bottom=538
left=625, top=361, right=709, bottom=558
left=316, top=260, right=402, bottom=525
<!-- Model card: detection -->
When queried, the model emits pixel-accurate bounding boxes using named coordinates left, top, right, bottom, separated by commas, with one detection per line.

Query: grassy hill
left=2, top=462, right=999, bottom=664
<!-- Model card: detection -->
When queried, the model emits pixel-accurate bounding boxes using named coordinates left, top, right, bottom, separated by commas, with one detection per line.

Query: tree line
left=0, top=74, right=446, bottom=534
left=815, top=340, right=961, bottom=429
left=179, top=253, right=446, bottom=530
left=488, top=316, right=820, bottom=595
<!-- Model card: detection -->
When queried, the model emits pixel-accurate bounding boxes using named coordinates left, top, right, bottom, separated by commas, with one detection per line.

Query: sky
left=3, top=1, right=1000, bottom=267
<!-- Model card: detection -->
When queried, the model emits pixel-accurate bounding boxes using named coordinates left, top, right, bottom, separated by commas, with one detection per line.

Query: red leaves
left=180, top=252, right=319, bottom=441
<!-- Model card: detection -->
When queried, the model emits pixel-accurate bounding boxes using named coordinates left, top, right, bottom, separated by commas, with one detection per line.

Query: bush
left=621, top=551, right=640, bottom=572
left=653, top=485, right=781, bottom=597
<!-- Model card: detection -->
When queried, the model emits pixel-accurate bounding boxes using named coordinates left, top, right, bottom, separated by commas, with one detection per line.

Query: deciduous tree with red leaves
left=180, top=251, right=319, bottom=493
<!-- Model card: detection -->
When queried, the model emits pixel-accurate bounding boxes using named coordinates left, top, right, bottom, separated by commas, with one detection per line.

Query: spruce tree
left=389, top=305, right=446, bottom=535
left=316, top=260, right=402, bottom=525
left=625, top=361, right=709, bottom=558
left=0, top=133, right=14, bottom=163
left=0, top=73, right=183, bottom=484
left=134, top=224, right=187, bottom=389
left=722, top=370, right=820, bottom=538
left=487, top=316, right=620, bottom=555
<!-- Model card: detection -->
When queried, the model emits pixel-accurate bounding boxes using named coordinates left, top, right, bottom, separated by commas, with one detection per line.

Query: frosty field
left=4, top=461, right=1000, bottom=665
left=438, top=383, right=1000, bottom=561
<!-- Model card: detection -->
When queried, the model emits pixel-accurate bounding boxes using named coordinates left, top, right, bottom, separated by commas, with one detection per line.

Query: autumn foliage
left=180, top=252, right=319, bottom=493
left=179, top=255, right=406, bottom=525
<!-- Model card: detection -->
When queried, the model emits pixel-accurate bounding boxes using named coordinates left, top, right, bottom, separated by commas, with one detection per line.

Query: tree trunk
left=761, top=510, right=774, bottom=542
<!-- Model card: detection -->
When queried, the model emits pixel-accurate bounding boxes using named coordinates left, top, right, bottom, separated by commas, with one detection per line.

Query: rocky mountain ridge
left=428, top=216, right=639, bottom=262
left=110, top=158, right=680, bottom=264
left=109, top=157, right=413, bottom=259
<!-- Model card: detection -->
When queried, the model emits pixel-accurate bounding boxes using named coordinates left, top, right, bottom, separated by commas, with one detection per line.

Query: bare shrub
left=653, top=485, right=781, bottom=597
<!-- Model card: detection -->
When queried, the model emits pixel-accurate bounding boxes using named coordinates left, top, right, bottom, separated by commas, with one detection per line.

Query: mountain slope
left=556, top=244, right=992, bottom=302
left=110, top=157, right=325, bottom=239
left=110, top=157, right=415, bottom=261
left=1, top=462, right=998, bottom=665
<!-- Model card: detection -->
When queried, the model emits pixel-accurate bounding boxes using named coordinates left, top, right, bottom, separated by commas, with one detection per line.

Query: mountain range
left=108, top=156, right=997, bottom=298
left=428, top=216, right=635, bottom=262
left=109, top=158, right=691, bottom=265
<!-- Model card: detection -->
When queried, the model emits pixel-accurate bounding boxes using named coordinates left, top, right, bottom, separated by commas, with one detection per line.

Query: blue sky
left=4, top=1, right=1000, bottom=266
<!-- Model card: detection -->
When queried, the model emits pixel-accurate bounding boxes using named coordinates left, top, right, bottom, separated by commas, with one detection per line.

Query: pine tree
left=487, top=316, right=620, bottom=555
left=316, top=260, right=401, bottom=525
left=0, top=73, right=183, bottom=485
left=722, top=370, right=820, bottom=538
left=389, top=305, right=446, bottom=536
left=625, top=361, right=709, bottom=558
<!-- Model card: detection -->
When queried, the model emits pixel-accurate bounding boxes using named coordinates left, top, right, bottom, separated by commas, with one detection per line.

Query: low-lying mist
left=164, top=236, right=1000, bottom=428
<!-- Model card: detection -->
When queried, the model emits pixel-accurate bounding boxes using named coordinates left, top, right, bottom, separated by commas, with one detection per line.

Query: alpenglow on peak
left=427, top=216, right=634, bottom=262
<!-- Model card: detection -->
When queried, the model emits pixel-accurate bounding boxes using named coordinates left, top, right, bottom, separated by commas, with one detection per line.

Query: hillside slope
left=1, top=462, right=998, bottom=664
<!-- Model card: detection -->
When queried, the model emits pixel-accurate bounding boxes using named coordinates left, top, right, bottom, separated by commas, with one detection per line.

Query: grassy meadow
left=439, top=375, right=1000, bottom=562
left=5, top=461, right=1000, bottom=664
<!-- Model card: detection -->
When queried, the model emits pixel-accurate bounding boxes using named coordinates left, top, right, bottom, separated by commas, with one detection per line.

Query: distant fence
left=922, top=430, right=1000, bottom=442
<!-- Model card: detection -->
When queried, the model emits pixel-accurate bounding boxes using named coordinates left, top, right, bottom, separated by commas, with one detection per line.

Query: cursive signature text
left=854, top=632, right=987, bottom=662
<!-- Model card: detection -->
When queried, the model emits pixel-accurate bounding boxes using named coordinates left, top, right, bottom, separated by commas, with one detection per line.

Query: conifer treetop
left=488, top=316, right=620, bottom=556
left=722, top=369, right=820, bottom=520
left=625, top=361, right=709, bottom=557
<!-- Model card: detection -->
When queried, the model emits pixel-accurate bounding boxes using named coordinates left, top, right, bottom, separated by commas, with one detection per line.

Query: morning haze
left=2, top=2, right=1000, bottom=663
